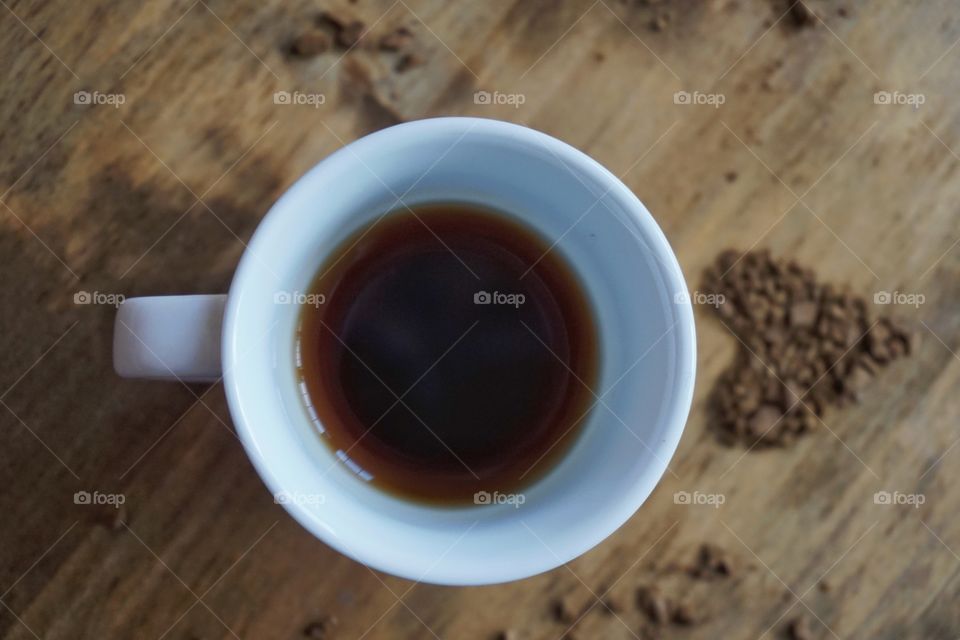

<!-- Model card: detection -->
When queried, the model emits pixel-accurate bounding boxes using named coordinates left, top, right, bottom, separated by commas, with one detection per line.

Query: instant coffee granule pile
left=701, top=249, right=912, bottom=447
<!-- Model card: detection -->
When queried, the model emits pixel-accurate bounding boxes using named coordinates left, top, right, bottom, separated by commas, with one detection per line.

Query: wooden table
left=3, top=0, right=959, bottom=638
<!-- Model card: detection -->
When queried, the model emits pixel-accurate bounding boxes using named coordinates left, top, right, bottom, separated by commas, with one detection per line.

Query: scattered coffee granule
left=394, top=52, right=424, bottom=73
left=337, top=20, right=366, bottom=48
left=600, top=591, right=625, bottom=615
left=725, top=170, right=738, bottom=183
left=787, top=0, right=816, bottom=28
left=689, top=543, right=734, bottom=579
left=787, top=615, right=813, bottom=640
left=303, top=615, right=338, bottom=639
left=289, top=30, right=331, bottom=57
left=493, top=631, right=518, bottom=640
left=341, top=57, right=405, bottom=129
left=701, top=249, right=911, bottom=447
left=598, top=585, right=626, bottom=614
left=378, top=26, right=414, bottom=51
left=636, top=585, right=670, bottom=624
left=650, top=12, right=671, bottom=31
left=319, top=11, right=366, bottom=48
left=317, top=11, right=345, bottom=30
left=551, top=596, right=579, bottom=624
left=636, top=585, right=700, bottom=628
left=671, top=601, right=696, bottom=625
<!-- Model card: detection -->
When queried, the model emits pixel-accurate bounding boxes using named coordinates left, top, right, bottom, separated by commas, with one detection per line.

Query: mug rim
left=222, top=117, right=696, bottom=584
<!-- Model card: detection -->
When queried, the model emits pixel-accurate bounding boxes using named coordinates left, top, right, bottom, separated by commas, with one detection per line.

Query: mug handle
left=113, top=295, right=226, bottom=382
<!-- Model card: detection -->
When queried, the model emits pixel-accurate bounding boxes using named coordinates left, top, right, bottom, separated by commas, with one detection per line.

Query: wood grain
left=2, top=0, right=960, bottom=638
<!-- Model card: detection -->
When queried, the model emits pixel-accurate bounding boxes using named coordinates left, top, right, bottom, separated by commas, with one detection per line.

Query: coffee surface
left=297, top=203, right=598, bottom=504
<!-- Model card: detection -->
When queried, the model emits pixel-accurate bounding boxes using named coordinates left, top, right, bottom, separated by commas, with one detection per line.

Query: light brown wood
left=2, top=0, right=960, bottom=638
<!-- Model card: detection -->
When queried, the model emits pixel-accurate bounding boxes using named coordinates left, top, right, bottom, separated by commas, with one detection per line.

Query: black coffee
left=297, top=203, right=598, bottom=504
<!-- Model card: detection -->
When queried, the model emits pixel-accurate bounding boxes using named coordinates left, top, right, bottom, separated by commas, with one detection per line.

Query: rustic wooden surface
left=3, top=0, right=960, bottom=638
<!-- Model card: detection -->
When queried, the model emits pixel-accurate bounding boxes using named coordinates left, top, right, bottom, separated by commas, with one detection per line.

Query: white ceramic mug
left=114, top=117, right=696, bottom=585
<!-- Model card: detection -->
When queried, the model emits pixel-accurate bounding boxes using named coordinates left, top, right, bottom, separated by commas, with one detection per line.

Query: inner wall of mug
left=226, top=119, right=692, bottom=584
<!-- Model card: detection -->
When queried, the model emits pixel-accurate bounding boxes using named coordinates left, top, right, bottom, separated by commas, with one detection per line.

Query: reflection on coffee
left=297, top=203, right=599, bottom=504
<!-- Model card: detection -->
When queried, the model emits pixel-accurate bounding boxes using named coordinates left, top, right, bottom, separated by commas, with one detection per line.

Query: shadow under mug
left=114, top=117, right=696, bottom=585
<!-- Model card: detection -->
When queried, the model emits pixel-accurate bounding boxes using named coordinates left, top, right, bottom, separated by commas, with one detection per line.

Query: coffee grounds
left=318, top=11, right=365, bottom=48
left=292, top=14, right=422, bottom=78
left=787, top=615, right=813, bottom=640
left=635, top=584, right=703, bottom=628
left=337, top=21, right=366, bottom=48
left=534, top=547, right=735, bottom=638
left=671, top=601, right=696, bottom=625
left=599, top=587, right=625, bottom=615
left=289, top=30, right=330, bottom=57
left=689, top=543, right=734, bottom=579
left=378, top=26, right=414, bottom=52
left=787, top=1, right=817, bottom=28
left=636, top=585, right=670, bottom=624
left=303, top=615, right=337, bottom=639
left=701, top=249, right=911, bottom=447
left=650, top=12, right=671, bottom=31
left=394, top=52, right=424, bottom=73
left=551, top=595, right=583, bottom=624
